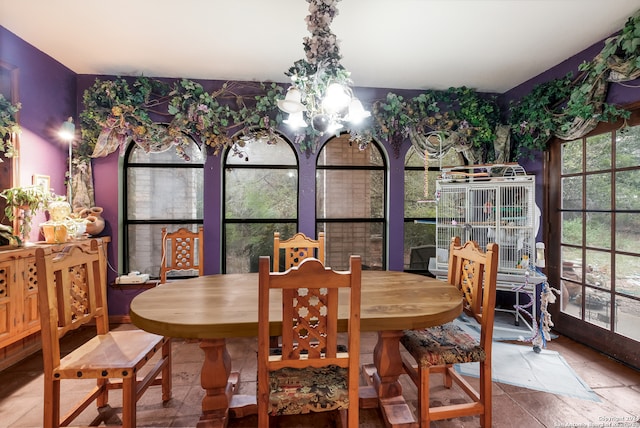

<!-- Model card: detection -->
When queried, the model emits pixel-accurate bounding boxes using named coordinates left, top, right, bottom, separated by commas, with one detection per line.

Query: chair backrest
left=273, top=231, right=325, bottom=272
left=160, top=226, right=204, bottom=283
left=35, top=239, right=108, bottom=372
left=257, top=254, right=361, bottom=398
left=447, top=236, right=499, bottom=346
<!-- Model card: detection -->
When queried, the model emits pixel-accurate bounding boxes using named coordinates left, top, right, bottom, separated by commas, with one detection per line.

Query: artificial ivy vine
left=0, top=93, right=20, bottom=159
left=2, top=10, right=637, bottom=165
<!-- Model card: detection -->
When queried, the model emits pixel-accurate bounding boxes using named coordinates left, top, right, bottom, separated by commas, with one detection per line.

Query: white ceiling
left=1, top=0, right=639, bottom=93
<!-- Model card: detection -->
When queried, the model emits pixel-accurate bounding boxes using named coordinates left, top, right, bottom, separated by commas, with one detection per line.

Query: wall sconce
left=58, top=117, right=75, bottom=205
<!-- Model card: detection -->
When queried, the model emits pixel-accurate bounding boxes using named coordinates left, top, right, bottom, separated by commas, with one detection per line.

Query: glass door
left=548, top=119, right=640, bottom=369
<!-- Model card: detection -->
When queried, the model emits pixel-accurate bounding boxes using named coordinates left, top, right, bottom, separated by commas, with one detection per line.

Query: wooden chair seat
left=56, top=330, right=169, bottom=377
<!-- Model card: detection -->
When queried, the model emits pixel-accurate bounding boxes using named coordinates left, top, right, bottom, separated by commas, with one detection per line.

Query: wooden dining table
left=129, top=270, right=463, bottom=428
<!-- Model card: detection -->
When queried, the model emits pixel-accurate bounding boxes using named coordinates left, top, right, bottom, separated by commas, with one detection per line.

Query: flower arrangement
left=0, top=93, right=21, bottom=159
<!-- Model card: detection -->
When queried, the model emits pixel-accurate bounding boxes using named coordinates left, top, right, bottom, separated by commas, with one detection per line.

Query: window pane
left=585, top=173, right=611, bottom=210
left=615, top=295, right=640, bottom=341
left=225, top=222, right=297, bottom=273
left=223, top=138, right=299, bottom=274
left=585, top=249, right=610, bottom=290
left=129, top=137, right=204, bottom=164
left=585, top=133, right=612, bottom=172
left=226, top=139, right=296, bottom=165
left=615, top=170, right=640, bottom=210
left=616, top=213, right=640, bottom=253
left=404, top=170, right=437, bottom=217
left=225, top=168, right=297, bottom=219
left=127, top=167, right=203, bottom=220
left=405, top=146, right=424, bottom=167
left=585, top=213, right=610, bottom=250
left=562, top=212, right=582, bottom=246
left=615, top=254, right=640, bottom=298
left=318, top=222, right=384, bottom=270
left=404, top=221, right=436, bottom=270
left=561, top=176, right=582, bottom=209
left=616, top=125, right=640, bottom=169
left=317, top=134, right=383, bottom=166
left=561, top=139, right=582, bottom=174
left=127, top=223, right=201, bottom=278
left=316, top=169, right=384, bottom=218
left=583, top=287, right=611, bottom=328
left=561, top=256, right=582, bottom=318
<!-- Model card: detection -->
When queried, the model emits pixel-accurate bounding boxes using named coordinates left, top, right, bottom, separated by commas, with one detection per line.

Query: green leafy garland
left=509, top=9, right=639, bottom=158
left=79, top=77, right=286, bottom=161
left=78, top=9, right=639, bottom=163
left=0, top=93, right=21, bottom=159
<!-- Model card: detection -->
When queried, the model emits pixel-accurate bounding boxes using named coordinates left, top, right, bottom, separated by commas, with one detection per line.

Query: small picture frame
left=33, top=174, right=50, bottom=193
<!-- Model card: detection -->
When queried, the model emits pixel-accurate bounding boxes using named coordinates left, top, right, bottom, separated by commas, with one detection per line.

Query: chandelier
left=277, top=0, right=370, bottom=134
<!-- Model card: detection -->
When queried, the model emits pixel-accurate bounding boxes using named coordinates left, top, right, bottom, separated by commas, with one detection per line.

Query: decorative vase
left=84, top=206, right=105, bottom=235
left=48, top=200, right=72, bottom=222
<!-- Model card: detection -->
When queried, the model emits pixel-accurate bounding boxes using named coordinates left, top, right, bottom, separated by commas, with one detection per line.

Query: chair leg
left=96, top=378, right=109, bottom=407
left=161, top=339, right=172, bottom=402
left=122, top=376, right=136, bottom=428
left=43, top=376, right=60, bottom=428
left=418, top=365, right=431, bottom=427
left=480, top=360, right=491, bottom=428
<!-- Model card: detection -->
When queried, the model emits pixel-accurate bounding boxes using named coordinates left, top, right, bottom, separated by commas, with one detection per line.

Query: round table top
left=129, top=270, right=463, bottom=339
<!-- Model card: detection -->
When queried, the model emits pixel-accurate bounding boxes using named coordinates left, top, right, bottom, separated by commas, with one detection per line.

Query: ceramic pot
left=85, top=213, right=105, bottom=236
left=76, top=206, right=105, bottom=236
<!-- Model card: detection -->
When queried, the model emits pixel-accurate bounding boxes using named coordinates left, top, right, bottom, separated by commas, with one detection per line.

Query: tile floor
left=0, top=325, right=639, bottom=427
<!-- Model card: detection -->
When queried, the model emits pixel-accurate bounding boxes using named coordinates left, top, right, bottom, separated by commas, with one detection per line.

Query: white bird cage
left=430, top=164, right=546, bottom=330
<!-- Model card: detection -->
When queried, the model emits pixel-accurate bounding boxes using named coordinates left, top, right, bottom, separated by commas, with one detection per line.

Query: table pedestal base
left=196, top=339, right=257, bottom=427
left=362, top=331, right=418, bottom=428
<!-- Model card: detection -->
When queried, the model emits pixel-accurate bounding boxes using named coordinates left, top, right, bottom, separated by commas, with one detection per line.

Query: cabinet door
left=22, top=257, right=39, bottom=333
left=0, top=260, right=17, bottom=346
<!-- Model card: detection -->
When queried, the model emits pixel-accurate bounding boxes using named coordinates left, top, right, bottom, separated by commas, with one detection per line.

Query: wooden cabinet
left=0, top=248, right=40, bottom=351
left=0, top=240, right=104, bottom=370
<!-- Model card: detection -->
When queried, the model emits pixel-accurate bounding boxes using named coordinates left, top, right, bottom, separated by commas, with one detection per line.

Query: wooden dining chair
left=271, top=231, right=326, bottom=349
left=257, top=255, right=361, bottom=428
left=400, top=236, right=499, bottom=427
left=35, top=239, right=172, bottom=428
left=160, top=226, right=204, bottom=283
left=273, top=231, right=325, bottom=272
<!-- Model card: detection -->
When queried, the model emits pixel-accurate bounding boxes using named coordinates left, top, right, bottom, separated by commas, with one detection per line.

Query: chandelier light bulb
left=283, top=111, right=308, bottom=129
left=346, top=98, right=371, bottom=124
left=322, top=83, right=351, bottom=113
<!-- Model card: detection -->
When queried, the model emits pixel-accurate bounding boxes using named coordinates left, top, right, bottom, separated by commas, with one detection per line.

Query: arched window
left=123, top=136, right=204, bottom=277
left=223, top=136, right=298, bottom=273
left=316, top=134, right=387, bottom=270
left=404, top=145, right=463, bottom=272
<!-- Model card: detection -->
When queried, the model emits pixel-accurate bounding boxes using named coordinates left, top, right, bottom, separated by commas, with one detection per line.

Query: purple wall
left=0, top=26, right=76, bottom=240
